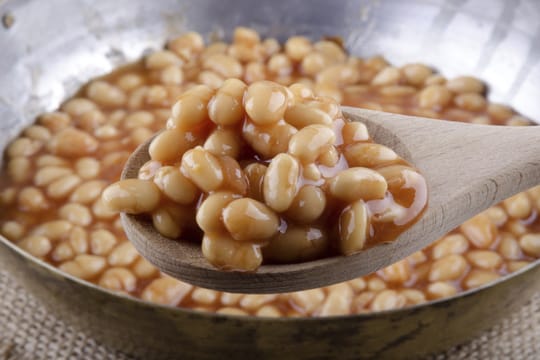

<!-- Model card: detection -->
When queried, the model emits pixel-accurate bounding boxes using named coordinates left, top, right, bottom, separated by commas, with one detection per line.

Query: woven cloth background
left=0, top=270, right=538, bottom=360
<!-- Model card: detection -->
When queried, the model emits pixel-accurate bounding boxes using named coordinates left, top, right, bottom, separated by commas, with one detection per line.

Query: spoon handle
left=345, top=106, right=540, bottom=253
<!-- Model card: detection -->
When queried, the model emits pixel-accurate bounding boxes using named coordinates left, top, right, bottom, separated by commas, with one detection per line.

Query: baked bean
left=454, top=93, right=486, bottom=111
left=519, top=234, right=540, bottom=256
left=460, top=213, right=497, bottom=248
left=8, top=157, right=32, bottom=183
left=380, top=85, right=417, bottom=97
left=102, top=179, right=161, bottom=213
left=70, top=180, right=107, bottom=204
left=191, top=288, right=219, bottom=305
left=426, top=282, right=457, bottom=300
left=446, top=76, right=484, bottom=94
left=497, top=233, right=522, bottom=260
left=153, top=166, right=198, bottom=205
left=431, top=234, right=469, bottom=259
left=59, top=254, right=106, bottom=280
left=145, top=50, right=182, bottom=70
left=223, top=198, right=279, bottom=241
left=181, top=147, right=224, bottom=192
left=268, top=54, right=293, bottom=76
left=317, top=64, right=359, bottom=88
left=379, top=260, right=410, bottom=283
left=256, top=305, right=282, bottom=317
left=149, top=129, right=199, bottom=163
left=61, top=98, right=97, bottom=117
left=38, top=112, right=71, bottom=133
left=31, top=220, right=72, bottom=240
left=263, top=226, right=328, bottom=263
left=69, top=226, right=88, bottom=254
left=108, top=241, right=138, bottom=267
left=132, top=257, right=159, bottom=279
left=141, top=277, right=193, bottom=306
left=99, top=267, right=137, bottom=293
left=244, top=81, right=288, bottom=125
left=487, top=103, right=514, bottom=121
left=7, top=137, right=42, bottom=158
left=47, top=175, right=82, bottom=200
left=76, top=109, right=106, bottom=131
left=418, top=85, right=453, bottom=109
left=242, top=119, right=297, bottom=159
left=18, top=235, right=52, bottom=257
left=352, top=291, right=376, bottom=311
left=263, top=153, right=299, bottom=212
left=371, top=67, right=401, bottom=86
left=34, top=166, right=72, bottom=186
left=313, top=40, right=346, bottom=63
left=244, top=62, right=266, bottom=83
left=291, top=289, right=325, bottom=314
left=204, top=128, right=242, bottom=158
left=429, top=254, right=468, bottom=282
left=506, top=115, right=531, bottom=126
left=198, top=70, right=224, bottom=89
left=59, top=203, right=93, bottom=227
left=24, top=125, right=51, bottom=142
left=284, top=102, right=333, bottom=128
left=301, top=52, right=328, bottom=76
left=371, top=290, right=407, bottom=311
left=286, top=185, right=326, bottom=224
left=196, top=192, right=237, bottom=233
left=202, top=53, right=243, bottom=79
left=151, top=204, right=188, bottom=238
left=288, top=125, right=335, bottom=163
left=302, top=163, right=322, bottom=181
left=168, top=32, right=204, bottom=59
left=503, top=193, right=532, bottom=219
left=51, top=242, right=75, bottom=262
left=284, top=36, right=312, bottom=62
left=202, top=233, right=263, bottom=271
left=48, top=128, right=98, bottom=157
left=1, top=221, right=25, bottom=240
left=328, top=167, right=387, bottom=202
left=90, top=229, right=118, bottom=256
left=401, top=289, right=426, bottom=305
left=217, top=307, right=249, bottom=316
left=35, top=155, right=68, bottom=168
left=94, top=125, right=119, bottom=140
left=402, top=63, right=432, bottom=86
left=506, top=260, right=531, bottom=273
left=466, top=250, right=502, bottom=270
left=87, top=81, right=126, bottom=107
left=220, top=292, right=244, bottom=306
left=484, top=206, right=508, bottom=227
left=116, top=73, right=144, bottom=92
left=319, top=283, right=352, bottom=316
left=463, top=269, right=500, bottom=289
left=168, top=85, right=212, bottom=129
left=341, top=121, right=369, bottom=144
left=344, top=143, right=398, bottom=168
left=131, top=128, right=154, bottom=146
left=348, top=278, right=367, bottom=292
left=339, top=200, right=369, bottom=255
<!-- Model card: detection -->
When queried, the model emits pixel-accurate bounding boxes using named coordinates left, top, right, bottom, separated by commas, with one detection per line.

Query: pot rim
left=1, top=232, right=537, bottom=321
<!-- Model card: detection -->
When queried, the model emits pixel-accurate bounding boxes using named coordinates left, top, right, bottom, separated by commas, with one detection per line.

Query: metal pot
left=0, top=0, right=538, bottom=358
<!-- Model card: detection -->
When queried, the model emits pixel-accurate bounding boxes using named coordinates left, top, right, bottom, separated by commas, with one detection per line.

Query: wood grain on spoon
left=121, top=107, right=540, bottom=293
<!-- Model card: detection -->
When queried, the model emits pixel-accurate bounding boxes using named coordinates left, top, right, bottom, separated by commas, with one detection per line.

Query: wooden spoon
left=121, top=107, right=540, bottom=294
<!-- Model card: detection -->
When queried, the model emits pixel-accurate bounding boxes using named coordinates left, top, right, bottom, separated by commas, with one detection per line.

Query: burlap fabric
left=0, top=270, right=538, bottom=360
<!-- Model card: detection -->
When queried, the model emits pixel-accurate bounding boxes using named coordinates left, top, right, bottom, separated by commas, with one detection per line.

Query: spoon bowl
left=121, top=107, right=540, bottom=293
